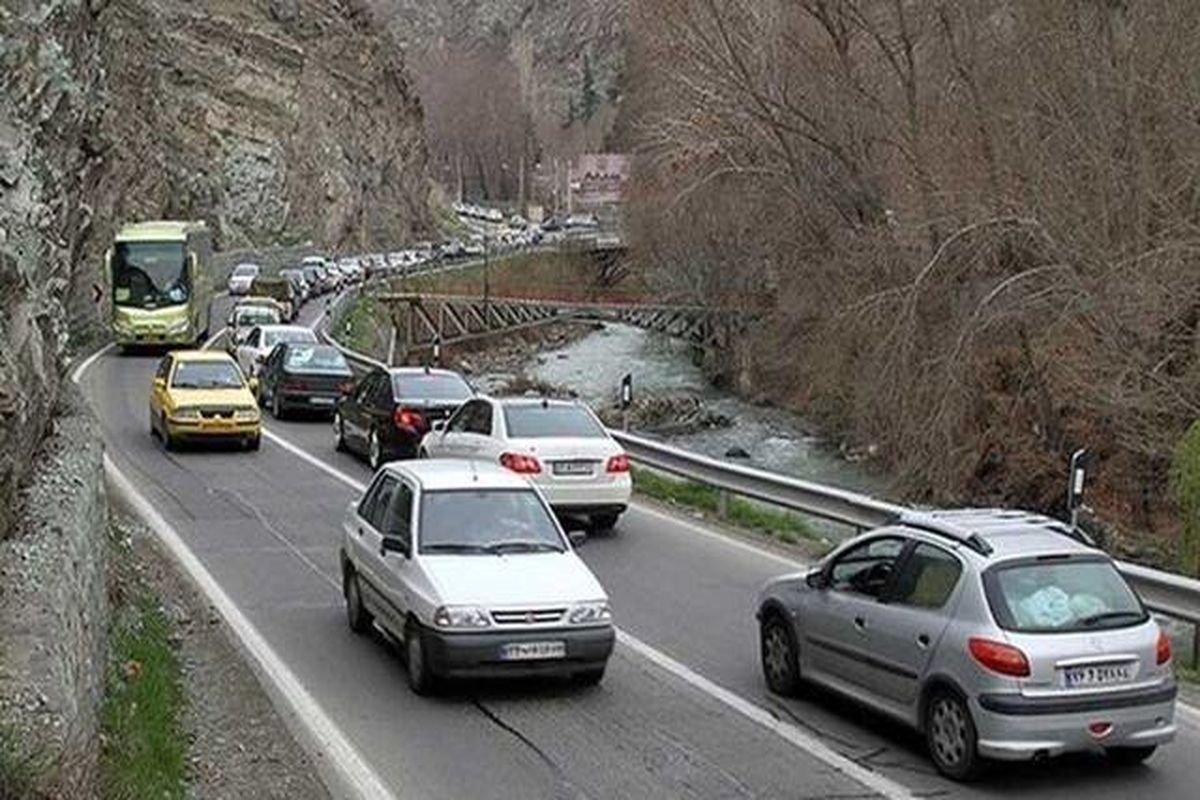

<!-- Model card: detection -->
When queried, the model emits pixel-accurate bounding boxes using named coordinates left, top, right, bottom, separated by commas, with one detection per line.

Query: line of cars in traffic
left=143, top=284, right=1182, bottom=783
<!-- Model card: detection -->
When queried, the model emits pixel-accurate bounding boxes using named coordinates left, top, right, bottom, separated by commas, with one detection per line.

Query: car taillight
left=285, top=378, right=308, bottom=391
left=499, top=452, right=542, bottom=474
left=393, top=407, right=424, bottom=429
left=968, top=637, right=1030, bottom=677
left=1157, top=629, right=1172, bottom=665
left=606, top=453, right=630, bottom=473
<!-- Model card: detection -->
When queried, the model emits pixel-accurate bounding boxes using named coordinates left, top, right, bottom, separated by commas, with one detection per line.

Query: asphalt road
left=76, top=291, right=1200, bottom=799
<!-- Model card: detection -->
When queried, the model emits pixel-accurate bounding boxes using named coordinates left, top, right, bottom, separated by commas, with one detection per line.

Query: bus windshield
left=112, top=241, right=188, bottom=308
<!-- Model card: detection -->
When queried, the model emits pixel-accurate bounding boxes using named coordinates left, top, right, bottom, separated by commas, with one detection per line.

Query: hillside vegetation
left=625, top=1, right=1200, bottom=571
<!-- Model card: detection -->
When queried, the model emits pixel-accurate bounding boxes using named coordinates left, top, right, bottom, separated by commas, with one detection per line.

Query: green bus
left=105, top=221, right=214, bottom=347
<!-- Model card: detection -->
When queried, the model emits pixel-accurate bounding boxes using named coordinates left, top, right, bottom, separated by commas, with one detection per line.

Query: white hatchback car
left=227, top=262, right=260, bottom=295
left=420, top=397, right=632, bottom=530
left=234, top=324, right=317, bottom=377
left=340, top=459, right=615, bottom=694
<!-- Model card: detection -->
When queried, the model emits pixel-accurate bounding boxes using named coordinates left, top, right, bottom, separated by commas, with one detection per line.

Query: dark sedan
left=335, top=367, right=473, bottom=469
left=258, top=343, right=354, bottom=419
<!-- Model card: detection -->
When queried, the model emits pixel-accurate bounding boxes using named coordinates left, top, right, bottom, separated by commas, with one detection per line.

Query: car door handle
left=357, top=527, right=365, bottom=538
left=853, top=616, right=867, bottom=631
left=917, top=634, right=931, bottom=649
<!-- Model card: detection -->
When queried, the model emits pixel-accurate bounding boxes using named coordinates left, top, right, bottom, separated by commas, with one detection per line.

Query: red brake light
left=1157, top=630, right=1172, bottom=666
left=968, top=637, right=1030, bottom=677
left=499, top=452, right=542, bottom=474
left=393, top=407, right=424, bottom=429
left=606, top=453, right=630, bottom=473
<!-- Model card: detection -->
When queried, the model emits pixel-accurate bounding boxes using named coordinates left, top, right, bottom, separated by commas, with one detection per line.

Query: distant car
left=279, top=268, right=311, bottom=303
left=339, top=459, right=614, bottom=694
left=234, top=324, right=318, bottom=377
left=421, top=397, right=631, bottom=531
left=334, top=367, right=474, bottom=470
left=257, top=343, right=354, bottom=419
left=149, top=350, right=260, bottom=451
left=248, top=276, right=297, bottom=321
left=227, top=263, right=260, bottom=295
left=226, top=302, right=282, bottom=349
left=756, top=510, right=1178, bottom=781
left=300, top=264, right=330, bottom=295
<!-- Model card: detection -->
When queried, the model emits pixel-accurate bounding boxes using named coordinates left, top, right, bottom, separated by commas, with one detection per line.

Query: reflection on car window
left=503, top=405, right=604, bottom=438
left=829, top=537, right=904, bottom=597
left=284, top=345, right=349, bottom=372
left=988, top=559, right=1146, bottom=632
left=889, top=544, right=962, bottom=609
left=171, top=360, right=244, bottom=389
left=420, top=490, right=563, bottom=554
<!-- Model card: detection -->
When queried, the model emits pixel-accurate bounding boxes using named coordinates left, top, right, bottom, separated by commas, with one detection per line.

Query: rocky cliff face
left=0, top=0, right=431, bottom=536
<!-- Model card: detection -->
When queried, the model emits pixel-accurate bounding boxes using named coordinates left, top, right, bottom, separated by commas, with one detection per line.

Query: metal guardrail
left=320, top=294, right=1200, bottom=665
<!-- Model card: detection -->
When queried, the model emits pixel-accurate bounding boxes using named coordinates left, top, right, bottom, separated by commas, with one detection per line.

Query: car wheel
left=161, top=413, right=177, bottom=451
left=590, top=513, right=620, bottom=532
left=344, top=569, right=373, bottom=635
left=405, top=624, right=436, bottom=696
left=246, top=434, right=261, bottom=452
left=271, top=391, right=284, bottom=420
left=334, top=413, right=347, bottom=452
left=573, top=667, right=606, bottom=688
left=1106, top=745, right=1157, bottom=766
left=760, top=613, right=801, bottom=696
left=368, top=431, right=383, bottom=470
left=926, top=689, right=983, bottom=781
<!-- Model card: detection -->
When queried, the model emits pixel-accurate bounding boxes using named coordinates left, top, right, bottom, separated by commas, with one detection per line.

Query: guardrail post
left=1193, top=623, right=1199, bottom=670
left=717, top=489, right=729, bottom=520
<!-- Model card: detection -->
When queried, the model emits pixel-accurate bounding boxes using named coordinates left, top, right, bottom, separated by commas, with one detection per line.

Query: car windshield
left=232, top=264, right=259, bottom=277
left=111, top=241, right=188, bottom=308
left=419, top=489, right=564, bottom=555
left=284, top=345, right=349, bottom=373
left=171, top=360, right=244, bottom=389
left=235, top=307, right=279, bottom=326
left=504, top=405, right=605, bottom=438
left=393, top=373, right=472, bottom=402
left=262, top=329, right=316, bottom=349
left=985, top=558, right=1147, bottom=633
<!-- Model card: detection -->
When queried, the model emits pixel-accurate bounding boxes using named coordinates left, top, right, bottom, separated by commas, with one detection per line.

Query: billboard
left=569, top=154, right=629, bottom=207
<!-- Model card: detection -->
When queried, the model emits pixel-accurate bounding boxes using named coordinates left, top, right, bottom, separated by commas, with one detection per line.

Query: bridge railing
left=319, top=299, right=1200, bottom=668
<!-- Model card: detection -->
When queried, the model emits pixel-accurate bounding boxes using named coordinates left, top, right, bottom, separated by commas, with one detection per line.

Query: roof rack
left=898, top=512, right=994, bottom=556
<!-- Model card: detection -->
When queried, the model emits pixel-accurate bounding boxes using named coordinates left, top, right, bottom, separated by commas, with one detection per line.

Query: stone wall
left=0, top=386, right=109, bottom=796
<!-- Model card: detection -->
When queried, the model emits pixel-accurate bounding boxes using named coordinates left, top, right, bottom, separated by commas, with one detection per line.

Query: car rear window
left=232, top=264, right=258, bottom=277
left=392, top=373, right=472, bottom=402
left=503, top=405, right=605, bottom=438
left=262, top=329, right=317, bottom=348
left=235, top=307, right=279, bottom=326
left=984, top=557, right=1147, bottom=633
left=284, top=345, right=348, bottom=372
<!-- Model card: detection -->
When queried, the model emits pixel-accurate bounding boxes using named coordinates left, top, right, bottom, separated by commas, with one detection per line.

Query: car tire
left=1105, top=745, right=1157, bottom=766
left=573, top=667, right=606, bottom=688
left=344, top=569, right=373, bottom=635
left=246, top=434, right=261, bottom=452
left=405, top=623, right=436, bottom=696
left=760, top=613, right=801, bottom=696
left=161, top=413, right=178, bottom=451
left=334, top=413, right=347, bottom=453
left=926, top=689, right=984, bottom=781
left=368, top=431, right=384, bottom=470
left=271, top=391, right=285, bottom=420
left=590, top=513, right=620, bottom=532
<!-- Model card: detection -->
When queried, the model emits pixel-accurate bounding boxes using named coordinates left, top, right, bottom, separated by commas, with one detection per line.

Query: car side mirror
left=432, top=420, right=446, bottom=433
left=248, top=377, right=260, bottom=395
left=153, top=377, right=166, bottom=390
left=381, top=535, right=409, bottom=558
left=567, top=529, right=587, bottom=548
left=805, top=569, right=828, bottom=590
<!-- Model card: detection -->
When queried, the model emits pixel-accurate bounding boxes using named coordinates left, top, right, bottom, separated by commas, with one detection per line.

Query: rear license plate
left=309, top=397, right=335, bottom=406
left=1062, top=662, right=1135, bottom=689
left=553, top=461, right=594, bottom=476
left=500, top=641, right=566, bottom=661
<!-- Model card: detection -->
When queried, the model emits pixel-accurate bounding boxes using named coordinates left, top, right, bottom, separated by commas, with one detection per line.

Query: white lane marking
left=202, top=326, right=228, bottom=350
left=617, top=630, right=916, bottom=800
left=70, top=343, right=115, bottom=385
left=259, top=424, right=915, bottom=800
left=630, top=502, right=809, bottom=570
left=75, top=342, right=402, bottom=800
left=104, top=456, right=400, bottom=800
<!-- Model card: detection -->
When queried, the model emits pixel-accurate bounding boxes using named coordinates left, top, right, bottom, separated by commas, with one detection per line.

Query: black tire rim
left=930, top=695, right=969, bottom=769
left=762, top=622, right=794, bottom=689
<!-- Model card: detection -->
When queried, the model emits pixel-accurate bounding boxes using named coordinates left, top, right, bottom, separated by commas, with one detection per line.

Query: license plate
left=309, top=397, right=335, bottom=406
left=1062, top=662, right=1134, bottom=689
left=553, top=460, right=594, bottom=476
left=500, top=641, right=566, bottom=661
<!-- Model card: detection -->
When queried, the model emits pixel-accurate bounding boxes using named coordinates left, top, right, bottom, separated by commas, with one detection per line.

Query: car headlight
left=568, top=601, right=612, bottom=625
left=234, top=408, right=259, bottom=421
left=433, top=606, right=491, bottom=629
left=173, top=408, right=201, bottom=420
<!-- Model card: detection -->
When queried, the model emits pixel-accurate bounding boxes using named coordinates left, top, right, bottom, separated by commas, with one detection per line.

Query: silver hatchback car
left=757, top=509, right=1177, bottom=780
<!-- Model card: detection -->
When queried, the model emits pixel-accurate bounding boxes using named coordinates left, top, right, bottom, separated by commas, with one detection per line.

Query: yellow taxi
left=149, top=350, right=261, bottom=450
